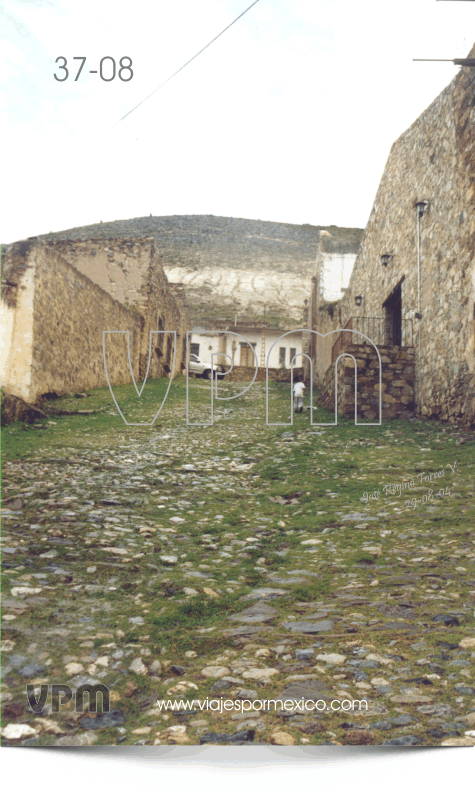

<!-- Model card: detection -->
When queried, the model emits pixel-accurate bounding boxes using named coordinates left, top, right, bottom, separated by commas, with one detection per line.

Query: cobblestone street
left=2, top=379, right=475, bottom=746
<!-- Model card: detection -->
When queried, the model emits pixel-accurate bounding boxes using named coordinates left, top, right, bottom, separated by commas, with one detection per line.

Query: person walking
left=293, top=378, right=306, bottom=413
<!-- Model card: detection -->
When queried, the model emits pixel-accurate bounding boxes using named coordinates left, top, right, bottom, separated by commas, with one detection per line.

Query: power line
left=113, top=0, right=262, bottom=126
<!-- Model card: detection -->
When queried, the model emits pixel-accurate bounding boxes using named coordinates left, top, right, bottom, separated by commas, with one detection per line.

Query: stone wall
left=221, top=366, right=304, bottom=383
left=46, top=237, right=188, bottom=380
left=1, top=241, right=143, bottom=403
left=309, top=52, right=475, bottom=427
left=318, top=344, right=416, bottom=421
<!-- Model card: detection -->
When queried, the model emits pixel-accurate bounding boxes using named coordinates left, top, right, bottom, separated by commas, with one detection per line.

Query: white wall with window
left=190, top=327, right=303, bottom=370
left=188, top=331, right=223, bottom=365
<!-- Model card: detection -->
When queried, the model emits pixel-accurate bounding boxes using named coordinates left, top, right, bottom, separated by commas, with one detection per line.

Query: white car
left=188, top=354, right=225, bottom=379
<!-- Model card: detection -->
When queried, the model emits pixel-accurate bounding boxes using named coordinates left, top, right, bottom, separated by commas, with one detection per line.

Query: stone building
left=1, top=237, right=188, bottom=405
left=308, top=48, right=475, bottom=426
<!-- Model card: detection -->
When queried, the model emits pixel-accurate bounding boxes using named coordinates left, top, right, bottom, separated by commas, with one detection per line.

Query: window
left=290, top=347, right=297, bottom=363
left=279, top=347, right=286, bottom=366
left=190, top=343, right=200, bottom=357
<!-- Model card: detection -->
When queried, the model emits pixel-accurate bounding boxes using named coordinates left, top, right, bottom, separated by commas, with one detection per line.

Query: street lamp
left=415, top=200, right=429, bottom=316
left=414, top=200, right=429, bottom=408
left=355, top=295, right=363, bottom=307
left=416, top=200, right=428, bottom=219
left=381, top=253, right=391, bottom=266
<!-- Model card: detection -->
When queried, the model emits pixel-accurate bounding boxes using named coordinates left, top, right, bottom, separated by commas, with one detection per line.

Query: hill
left=41, top=215, right=363, bottom=327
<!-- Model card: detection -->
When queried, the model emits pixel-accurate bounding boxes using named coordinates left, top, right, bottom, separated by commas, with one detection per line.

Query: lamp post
left=415, top=200, right=428, bottom=413
left=415, top=201, right=428, bottom=319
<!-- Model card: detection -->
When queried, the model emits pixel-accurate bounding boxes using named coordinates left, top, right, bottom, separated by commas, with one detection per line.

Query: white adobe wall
left=1, top=267, right=35, bottom=402
left=189, top=332, right=222, bottom=365
left=320, top=253, right=357, bottom=301
left=262, top=329, right=303, bottom=369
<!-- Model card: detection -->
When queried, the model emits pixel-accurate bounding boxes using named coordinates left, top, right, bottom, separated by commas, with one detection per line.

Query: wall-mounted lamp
left=304, top=298, right=308, bottom=306
left=355, top=295, right=363, bottom=307
left=381, top=253, right=391, bottom=267
left=415, top=200, right=428, bottom=219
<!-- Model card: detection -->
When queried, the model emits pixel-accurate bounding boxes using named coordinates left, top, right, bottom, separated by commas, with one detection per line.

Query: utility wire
left=113, top=0, right=261, bottom=126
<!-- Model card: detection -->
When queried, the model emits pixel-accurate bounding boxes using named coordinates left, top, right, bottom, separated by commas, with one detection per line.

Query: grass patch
left=150, top=591, right=245, bottom=632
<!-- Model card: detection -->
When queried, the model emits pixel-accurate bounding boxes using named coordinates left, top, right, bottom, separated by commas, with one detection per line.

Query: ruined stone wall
left=46, top=237, right=189, bottom=379
left=319, top=344, right=416, bottom=421
left=1, top=241, right=142, bottom=403
left=47, top=237, right=155, bottom=309
left=310, top=58, right=475, bottom=427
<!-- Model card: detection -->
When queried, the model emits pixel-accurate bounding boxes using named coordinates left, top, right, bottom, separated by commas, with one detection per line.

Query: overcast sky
left=1, top=0, right=474, bottom=242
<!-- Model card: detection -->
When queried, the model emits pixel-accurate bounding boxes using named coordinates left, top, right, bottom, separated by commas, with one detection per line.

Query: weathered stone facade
left=309, top=50, right=475, bottom=427
left=1, top=238, right=188, bottom=405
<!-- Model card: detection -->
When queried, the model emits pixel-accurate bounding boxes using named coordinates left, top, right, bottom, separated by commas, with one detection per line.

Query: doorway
left=240, top=342, right=256, bottom=367
left=383, top=282, right=402, bottom=346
